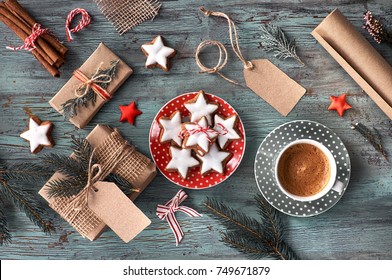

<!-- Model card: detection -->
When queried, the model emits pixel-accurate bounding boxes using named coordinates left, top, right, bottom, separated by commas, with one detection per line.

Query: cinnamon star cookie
left=20, top=116, right=54, bottom=153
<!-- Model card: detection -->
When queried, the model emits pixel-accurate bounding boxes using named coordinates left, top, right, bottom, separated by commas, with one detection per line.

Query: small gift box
left=49, top=43, right=133, bottom=128
left=39, top=125, right=157, bottom=241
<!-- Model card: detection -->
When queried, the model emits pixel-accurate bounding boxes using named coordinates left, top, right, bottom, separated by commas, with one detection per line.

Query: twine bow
left=73, top=62, right=113, bottom=101
left=6, top=23, right=48, bottom=51
left=195, top=7, right=254, bottom=85
left=65, top=8, right=92, bottom=42
left=156, top=190, right=202, bottom=246
left=178, top=123, right=221, bottom=143
left=53, top=142, right=131, bottom=235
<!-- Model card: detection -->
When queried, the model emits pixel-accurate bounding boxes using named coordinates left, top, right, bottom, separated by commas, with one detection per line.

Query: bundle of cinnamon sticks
left=0, top=0, right=68, bottom=77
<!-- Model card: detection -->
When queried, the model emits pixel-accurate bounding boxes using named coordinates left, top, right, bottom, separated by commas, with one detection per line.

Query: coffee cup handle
left=331, top=180, right=344, bottom=194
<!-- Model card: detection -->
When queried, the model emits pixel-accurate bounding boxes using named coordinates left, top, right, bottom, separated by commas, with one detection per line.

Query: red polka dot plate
left=149, top=92, right=246, bottom=189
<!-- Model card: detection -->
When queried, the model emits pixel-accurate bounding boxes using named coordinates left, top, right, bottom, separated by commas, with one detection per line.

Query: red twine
left=65, top=8, right=91, bottom=42
left=6, top=23, right=48, bottom=51
left=156, top=190, right=202, bottom=246
left=178, top=123, right=227, bottom=142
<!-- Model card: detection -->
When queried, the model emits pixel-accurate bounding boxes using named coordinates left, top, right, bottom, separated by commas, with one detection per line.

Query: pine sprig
left=204, top=195, right=298, bottom=260
left=0, top=203, right=11, bottom=245
left=60, top=60, right=119, bottom=120
left=351, top=122, right=388, bottom=161
left=260, top=24, right=304, bottom=65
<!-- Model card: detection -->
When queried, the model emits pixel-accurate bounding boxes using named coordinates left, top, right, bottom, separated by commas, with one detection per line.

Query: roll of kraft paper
left=312, top=9, right=392, bottom=119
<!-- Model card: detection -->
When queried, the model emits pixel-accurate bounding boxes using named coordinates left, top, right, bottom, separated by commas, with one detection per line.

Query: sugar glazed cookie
left=158, top=110, right=183, bottom=146
left=20, top=115, right=54, bottom=153
left=196, top=143, right=232, bottom=175
left=213, top=114, right=241, bottom=150
left=166, top=146, right=199, bottom=179
left=181, top=116, right=219, bottom=156
left=141, top=35, right=176, bottom=71
left=184, top=90, right=219, bottom=125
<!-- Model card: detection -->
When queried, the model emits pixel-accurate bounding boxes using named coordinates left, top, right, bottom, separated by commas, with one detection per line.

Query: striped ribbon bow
left=156, top=190, right=202, bottom=246
left=6, top=23, right=48, bottom=51
left=178, top=123, right=221, bottom=143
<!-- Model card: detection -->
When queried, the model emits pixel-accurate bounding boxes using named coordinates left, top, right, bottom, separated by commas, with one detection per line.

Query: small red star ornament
left=328, top=93, right=352, bottom=117
left=119, top=101, right=142, bottom=125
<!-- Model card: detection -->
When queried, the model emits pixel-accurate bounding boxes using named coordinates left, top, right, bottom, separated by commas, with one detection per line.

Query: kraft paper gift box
left=49, top=43, right=133, bottom=128
left=39, top=124, right=157, bottom=241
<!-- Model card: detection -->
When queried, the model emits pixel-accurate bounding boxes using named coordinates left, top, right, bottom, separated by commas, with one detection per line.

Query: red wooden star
left=328, top=93, right=352, bottom=117
left=119, top=101, right=142, bottom=125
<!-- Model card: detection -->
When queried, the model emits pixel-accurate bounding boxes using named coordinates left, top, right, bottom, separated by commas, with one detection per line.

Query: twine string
left=73, top=62, right=113, bottom=100
left=195, top=7, right=254, bottom=85
left=6, top=23, right=48, bottom=51
left=65, top=8, right=92, bottom=42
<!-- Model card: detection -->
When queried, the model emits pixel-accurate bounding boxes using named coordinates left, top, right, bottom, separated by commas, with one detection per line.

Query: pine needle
left=0, top=203, right=11, bottom=245
left=351, top=122, right=388, bottom=161
left=204, top=195, right=298, bottom=260
left=60, top=60, right=119, bottom=120
left=260, top=24, right=304, bottom=66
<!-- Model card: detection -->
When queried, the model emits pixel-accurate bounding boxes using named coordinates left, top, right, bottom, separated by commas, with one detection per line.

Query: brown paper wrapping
left=39, top=124, right=157, bottom=241
left=49, top=43, right=133, bottom=128
left=312, top=9, right=392, bottom=119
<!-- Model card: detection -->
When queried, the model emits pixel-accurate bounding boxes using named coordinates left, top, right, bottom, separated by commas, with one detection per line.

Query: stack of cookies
left=158, top=90, right=242, bottom=179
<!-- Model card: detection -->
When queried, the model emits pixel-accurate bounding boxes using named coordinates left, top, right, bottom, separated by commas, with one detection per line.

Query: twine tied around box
left=50, top=129, right=149, bottom=238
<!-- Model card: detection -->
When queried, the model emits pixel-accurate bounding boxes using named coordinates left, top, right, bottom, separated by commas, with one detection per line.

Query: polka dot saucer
left=254, top=120, right=351, bottom=217
left=149, top=92, right=246, bottom=189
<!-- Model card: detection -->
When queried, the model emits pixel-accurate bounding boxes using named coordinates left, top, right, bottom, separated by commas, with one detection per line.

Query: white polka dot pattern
left=254, top=120, right=351, bottom=217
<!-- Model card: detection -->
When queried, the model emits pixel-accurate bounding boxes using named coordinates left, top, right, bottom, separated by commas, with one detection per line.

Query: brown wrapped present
left=49, top=43, right=133, bottom=128
left=39, top=124, right=157, bottom=241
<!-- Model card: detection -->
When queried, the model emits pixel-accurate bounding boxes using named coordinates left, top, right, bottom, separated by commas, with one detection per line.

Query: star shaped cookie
left=119, top=101, right=142, bottom=125
left=166, top=146, right=199, bottom=179
left=20, top=116, right=54, bottom=153
left=196, top=143, right=232, bottom=175
left=181, top=117, right=219, bottom=156
left=141, top=36, right=176, bottom=71
left=214, top=114, right=241, bottom=149
left=328, top=93, right=352, bottom=117
left=158, top=110, right=183, bottom=146
left=184, top=90, right=219, bottom=125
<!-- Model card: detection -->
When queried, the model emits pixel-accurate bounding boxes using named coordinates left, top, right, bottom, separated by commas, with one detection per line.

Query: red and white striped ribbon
left=178, top=123, right=220, bottom=142
left=156, top=190, right=202, bottom=246
left=215, top=123, right=228, bottom=135
left=6, top=23, right=48, bottom=51
left=65, top=8, right=91, bottom=42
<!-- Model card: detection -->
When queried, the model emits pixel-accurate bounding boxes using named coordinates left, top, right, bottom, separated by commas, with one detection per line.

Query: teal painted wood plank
left=1, top=0, right=392, bottom=259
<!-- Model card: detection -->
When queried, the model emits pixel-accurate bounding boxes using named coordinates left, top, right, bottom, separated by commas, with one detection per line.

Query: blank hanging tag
left=88, top=181, right=151, bottom=243
left=244, top=59, right=306, bottom=116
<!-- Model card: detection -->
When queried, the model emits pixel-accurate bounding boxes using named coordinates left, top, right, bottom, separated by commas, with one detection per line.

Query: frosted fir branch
left=260, top=24, right=304, bottom=66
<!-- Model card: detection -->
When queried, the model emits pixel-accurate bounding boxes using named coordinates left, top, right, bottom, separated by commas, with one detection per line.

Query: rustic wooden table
left=1, top=0, right=392, bottom=260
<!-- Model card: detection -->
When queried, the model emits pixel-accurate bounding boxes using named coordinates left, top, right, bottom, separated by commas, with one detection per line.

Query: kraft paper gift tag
left=88, top=182, right=151, bottom=243
left=197, top=7, right=306, bottom=116
left=244, top=59, right=306, bottom=116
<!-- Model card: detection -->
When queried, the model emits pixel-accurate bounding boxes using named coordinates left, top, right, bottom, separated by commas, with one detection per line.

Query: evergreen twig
left=204, top=194, right=298, bottom=260
left=260, top=24, right=304, bottom=65
left=351, top=122, right=388, bottom=161
left=60, top=60, right=119, bottom=120
left=0, top=202, right=11, bottom=245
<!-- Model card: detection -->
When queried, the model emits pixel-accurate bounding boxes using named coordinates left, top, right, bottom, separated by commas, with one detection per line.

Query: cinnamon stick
left=4, top=0, right=68, bottom=56
left=0, top=13, right=60, bottom=77
left=0, top=4, right=56, bottom=66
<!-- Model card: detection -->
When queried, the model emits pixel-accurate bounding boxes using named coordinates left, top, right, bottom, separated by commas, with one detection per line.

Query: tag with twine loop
left=196, top=6, right=306, bottom=117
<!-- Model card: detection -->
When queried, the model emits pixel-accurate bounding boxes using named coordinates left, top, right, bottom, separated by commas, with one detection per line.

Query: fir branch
left=260, top=24, right=304, bottom=65
left=106, top=173, right=138, bottom=196
left=46, top=176, right=87, bottom=198
left=204, top=196, right=298, bottom=260
left=0, top=203, right=11, bottom=245
left=0, top=180, right=54, bottom=234
left=351, top=122, right=388, bottom=161
left=60, top=60, right=119, bottom=120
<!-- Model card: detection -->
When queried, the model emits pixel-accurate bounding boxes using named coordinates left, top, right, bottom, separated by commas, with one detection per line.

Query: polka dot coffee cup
left=274, top=139, right=344, bottom=202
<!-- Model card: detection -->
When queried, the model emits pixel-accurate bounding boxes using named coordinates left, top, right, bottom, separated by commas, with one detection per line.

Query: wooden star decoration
left=328, top=93, right=352, bottom=117
left=119, top=101, right=142, bottom=125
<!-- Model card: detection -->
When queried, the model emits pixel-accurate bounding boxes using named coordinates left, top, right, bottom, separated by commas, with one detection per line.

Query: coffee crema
left=277, top=143, right=330, bottom=197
